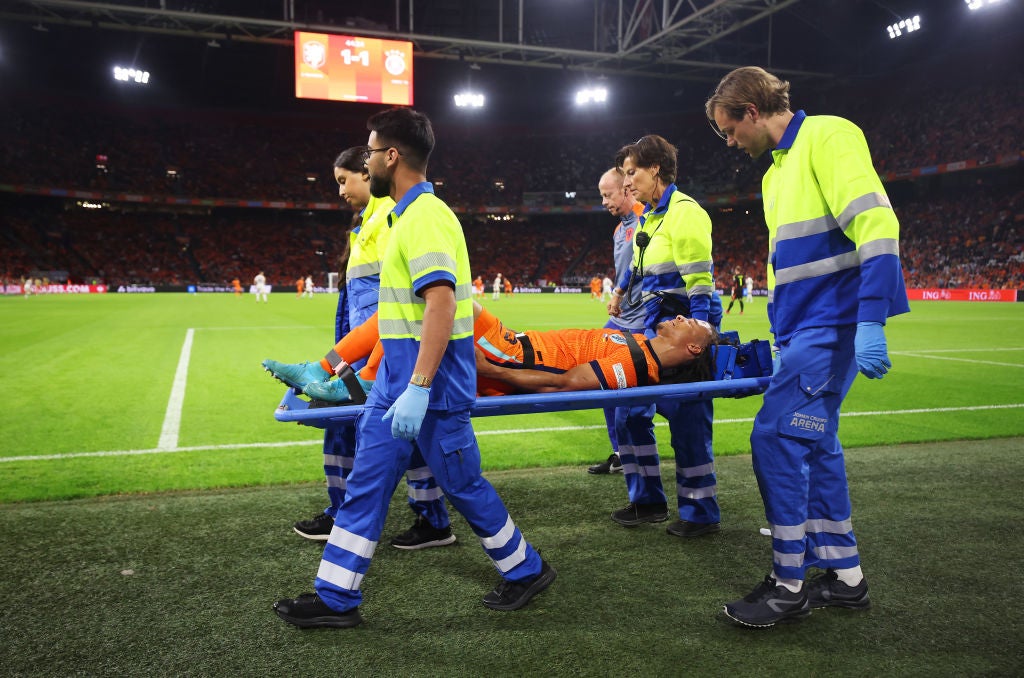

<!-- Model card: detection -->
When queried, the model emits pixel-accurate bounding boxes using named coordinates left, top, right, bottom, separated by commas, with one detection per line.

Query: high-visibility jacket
left=346, top=194, right=395, bottom=328
left=618, top=184, right=719, bottom=333
left=374, top=183, right=475, bottom=410
left=763, top=111, right=909, bottom=341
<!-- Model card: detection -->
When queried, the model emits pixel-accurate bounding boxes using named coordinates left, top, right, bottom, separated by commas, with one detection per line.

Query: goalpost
left=327, top=272, right=340, bottom=294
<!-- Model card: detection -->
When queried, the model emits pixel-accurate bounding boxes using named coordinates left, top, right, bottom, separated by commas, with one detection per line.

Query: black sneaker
left=610, top=502, right=669, bottom=526
left=806, top=569, right=871, bottom=610
left=293, top=512, right=334, bottom=541
left=723, top=575, right=811, bottom=628
left=588, top=453, right=623, bottom=475
left=390, top=515, right=457, bottom=550
left=273, top=593, right=363, bottom=629
left=666, top=519, right=721, bottom=538
left=483, top=559, right=557, bottom=611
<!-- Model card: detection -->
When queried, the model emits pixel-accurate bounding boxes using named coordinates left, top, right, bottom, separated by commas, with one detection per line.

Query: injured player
left=263, top=302, right=725, bottom=402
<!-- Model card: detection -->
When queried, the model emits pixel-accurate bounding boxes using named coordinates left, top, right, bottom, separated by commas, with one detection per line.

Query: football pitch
left=0, top=292, right=1023, bottom=676
left=0, top=292, right=1021, bottom=503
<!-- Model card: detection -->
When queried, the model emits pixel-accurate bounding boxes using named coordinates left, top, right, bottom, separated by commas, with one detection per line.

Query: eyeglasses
left=708, top=118, right=729, bottom=141
left=362, top=145, right=391, bottom=161
left=708, top=107, right=751, bottom=141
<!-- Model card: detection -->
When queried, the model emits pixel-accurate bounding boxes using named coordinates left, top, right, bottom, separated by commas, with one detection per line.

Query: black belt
left=619, top=331, right=649, bottom=387
left=336, top=365, right=368, bottom=404
left=516, top=333, right=536, bottom=368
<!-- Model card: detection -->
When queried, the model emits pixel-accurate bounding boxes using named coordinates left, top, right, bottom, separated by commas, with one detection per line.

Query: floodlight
left=113, top=66, right=150, bottom=84
left=454, top=91, right=485, bottom=108
left=886, top=15, right=921, bottom=39
left=966, top=0, right=1002, bottom=10
left=575, top=87, right=608, bottom=106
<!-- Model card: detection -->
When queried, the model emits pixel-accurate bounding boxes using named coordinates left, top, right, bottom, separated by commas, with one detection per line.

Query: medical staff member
left=706, top=66, right=909, bottom=627
left=287, top=146, right=454, bottom=551
left=274, top=107, right=555, bottom=629
left=607, top=135, right=724, bottom=539
left=589, top=167, right=647, bottom=476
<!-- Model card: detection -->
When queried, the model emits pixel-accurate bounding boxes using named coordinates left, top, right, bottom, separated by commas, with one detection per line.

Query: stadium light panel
left=113, top=66, right=150, bottom=84
left=887, top=15, right=921, bottom=39
left=454, top=91, right=485, bottom=108
left=965, top=0, right=1002, bottom=10
left=575, top=87, right=608, bottom=106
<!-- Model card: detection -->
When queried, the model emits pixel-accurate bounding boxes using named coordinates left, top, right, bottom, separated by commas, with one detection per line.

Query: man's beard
left=369, top=173, right=392, bottom=199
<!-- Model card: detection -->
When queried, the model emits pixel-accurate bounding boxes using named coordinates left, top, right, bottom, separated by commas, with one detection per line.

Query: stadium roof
left=1, top=0, right=1021, bottom=117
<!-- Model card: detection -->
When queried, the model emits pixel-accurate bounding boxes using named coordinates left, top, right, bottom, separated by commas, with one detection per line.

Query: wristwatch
left=409, top=373, right=432, bottom=388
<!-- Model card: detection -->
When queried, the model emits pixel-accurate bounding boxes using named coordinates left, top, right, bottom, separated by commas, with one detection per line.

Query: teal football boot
left=262, top=359, right=331, bottom=390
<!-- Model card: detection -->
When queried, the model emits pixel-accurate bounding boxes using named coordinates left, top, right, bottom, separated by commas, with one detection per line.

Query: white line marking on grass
left=196, top=326, right=320, bottom=330
left=157, top=329, right=194, bottom=450
left=4, top=403, right=1023, bottom=464
left=892, top=348, right=1024, bottom=354
left=893, top=352, right=1024, bottom=368
left=4, top=440, right=322, bottom=463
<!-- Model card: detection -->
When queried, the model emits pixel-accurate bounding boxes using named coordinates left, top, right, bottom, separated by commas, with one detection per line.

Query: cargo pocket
left=777, top=372, right=839, bottom=441
left=437, top=429, right=482, bottom=493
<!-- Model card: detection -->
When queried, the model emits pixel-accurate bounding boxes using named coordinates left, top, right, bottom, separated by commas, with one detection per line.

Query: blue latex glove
left=854, top=321, right=891, bottom=379
left=382, top=384, right=431, bottom=440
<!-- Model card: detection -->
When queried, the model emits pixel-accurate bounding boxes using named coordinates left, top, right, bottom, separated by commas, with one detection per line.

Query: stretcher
left=274, top=335, right=774, bottom=429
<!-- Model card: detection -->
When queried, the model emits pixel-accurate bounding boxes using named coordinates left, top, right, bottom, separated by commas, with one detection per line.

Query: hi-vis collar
left=639, top=183, right=677, bottom=227
left=387, top=182, right=435, bottom=226
left=775, top=110, right=807, bottom=151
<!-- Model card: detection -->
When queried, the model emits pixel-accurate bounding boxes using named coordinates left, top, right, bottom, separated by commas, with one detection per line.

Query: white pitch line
left=196, top=325, right=320, bottom=331
left=157, top=329, right=194, bottom=450
left=891, top=348, right=1024, bottom=354
left=893, top=352, right=1024, bottom=369
left=3, top=402, right=1023, bottom=464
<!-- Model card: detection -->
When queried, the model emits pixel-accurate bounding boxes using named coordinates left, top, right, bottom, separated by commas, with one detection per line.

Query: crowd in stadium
left=4, top=182, right=1021, bottom=291
left=1, top=67, right=1022, bottom=291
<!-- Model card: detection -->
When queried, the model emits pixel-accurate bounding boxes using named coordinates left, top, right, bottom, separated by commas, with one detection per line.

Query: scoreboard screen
left=294, top=31, right=414, bottom=105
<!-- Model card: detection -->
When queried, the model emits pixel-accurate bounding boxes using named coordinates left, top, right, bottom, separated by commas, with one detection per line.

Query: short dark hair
left=334, top=146, right=368, bottom=174
left=615, top=134, right=677, bottom=186
left=366, top=107, right=434, bottom=173
left=659, top=328, right=736, bottom=385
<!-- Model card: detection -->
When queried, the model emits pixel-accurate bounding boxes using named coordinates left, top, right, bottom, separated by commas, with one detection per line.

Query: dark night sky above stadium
left=1, top=0, right=1021, bottom=122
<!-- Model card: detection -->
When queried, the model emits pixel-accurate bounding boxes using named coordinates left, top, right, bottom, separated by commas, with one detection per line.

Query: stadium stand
left=1, top=59, right=1021, bottom=290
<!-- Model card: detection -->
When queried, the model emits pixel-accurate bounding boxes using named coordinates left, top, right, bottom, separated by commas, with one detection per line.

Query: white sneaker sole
left=293, top=527, right=331, bottom=541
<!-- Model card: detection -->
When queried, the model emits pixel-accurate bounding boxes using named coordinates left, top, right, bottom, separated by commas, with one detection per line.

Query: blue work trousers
left=615, top=398, right=719, bottom=524
left=315, top=406, right=543, bottom=612
left=750, top=324, right=860, bottom=581
left=321, top=425, right=449, bottom=528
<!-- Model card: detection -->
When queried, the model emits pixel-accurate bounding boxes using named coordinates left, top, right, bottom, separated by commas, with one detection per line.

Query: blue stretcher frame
left=274, top=376, right=771, bottom=427
left=273, top=336, right=774, bottom=429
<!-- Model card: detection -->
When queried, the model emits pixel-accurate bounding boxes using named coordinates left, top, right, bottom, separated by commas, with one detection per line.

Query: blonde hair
left=705, top=66, right=791, bottom=121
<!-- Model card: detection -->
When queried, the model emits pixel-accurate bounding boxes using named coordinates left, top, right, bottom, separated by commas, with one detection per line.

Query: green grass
left=0, top=439, right=1021, bottom=676
left=1, top=292, right=1023, bottom=675
left=1, top=293, right=1023, bottom=502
